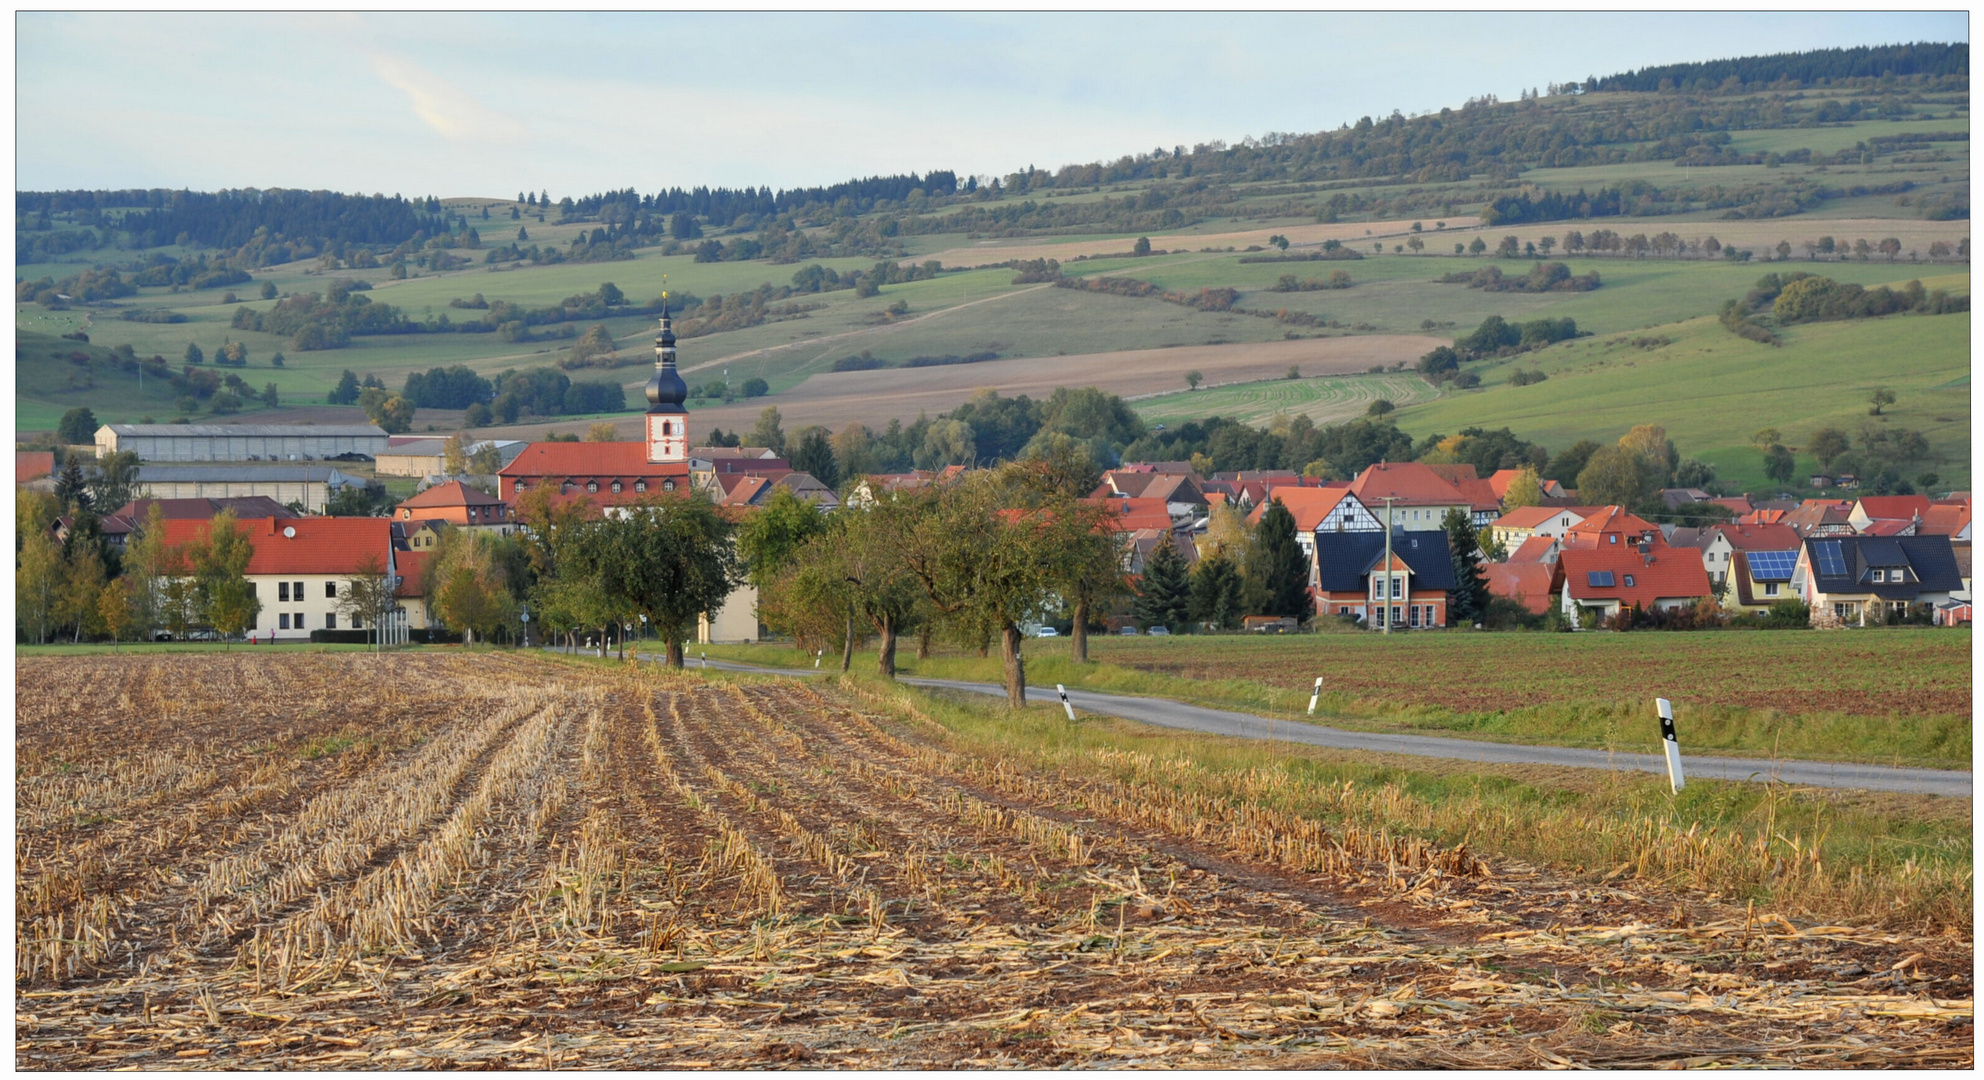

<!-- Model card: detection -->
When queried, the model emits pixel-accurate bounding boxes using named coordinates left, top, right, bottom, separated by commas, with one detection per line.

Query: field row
left=15, top=653, right=1969, bottom=1068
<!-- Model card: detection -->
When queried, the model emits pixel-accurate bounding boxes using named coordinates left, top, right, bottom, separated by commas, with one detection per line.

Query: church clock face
left=647, top=413, right=686, bottom=463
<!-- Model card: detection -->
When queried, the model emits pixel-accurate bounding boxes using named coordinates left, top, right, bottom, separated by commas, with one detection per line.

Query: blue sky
left=17, top=12, right=1969, bottom=197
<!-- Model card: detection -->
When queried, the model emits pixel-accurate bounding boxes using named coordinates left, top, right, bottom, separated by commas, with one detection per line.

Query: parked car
left=1036, top=627, right=1059, bottom=637
left=1148, top=626, right=1170, bottom=636
left=1118, top=626, right=1139, bottom=635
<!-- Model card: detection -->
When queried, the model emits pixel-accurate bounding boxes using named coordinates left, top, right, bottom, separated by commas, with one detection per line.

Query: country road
left=658, top=654, right=1972, bottom=798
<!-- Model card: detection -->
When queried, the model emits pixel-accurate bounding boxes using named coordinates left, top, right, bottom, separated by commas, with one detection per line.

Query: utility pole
left=1381, top=497, right=1395, bottom=636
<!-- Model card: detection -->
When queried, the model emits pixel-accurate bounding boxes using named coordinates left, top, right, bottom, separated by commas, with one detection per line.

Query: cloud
left=368, top=52, right=526, bottom=144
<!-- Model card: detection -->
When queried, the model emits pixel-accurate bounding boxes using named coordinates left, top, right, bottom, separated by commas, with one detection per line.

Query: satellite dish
left=283, top=526, right=296, bottom=538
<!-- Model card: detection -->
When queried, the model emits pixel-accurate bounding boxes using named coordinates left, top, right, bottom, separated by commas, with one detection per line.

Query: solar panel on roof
left=1587, top=570, right=1615, bottom=588
left=1747, top=550, right=1798, bottom=581
left=1813, top=540, right=1848, bottom=577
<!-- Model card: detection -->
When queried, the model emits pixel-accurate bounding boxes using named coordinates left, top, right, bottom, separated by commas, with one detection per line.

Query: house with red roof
left=393, top=549, right=435, bottom=631
left=1348, top=461, right=1474, bottom=531
left=1781, top=499, right=1857, bottom=537
left=159, top=517, right=398, bottom=641
left=393, top=480, right=514, bottom=533
left=1243, top=487, right=1384, bottom=591
left=1558, top=540, right=1713, bottom=625
left=17, top=451, right=55, bottom=486
left=1488, top=505, right=1592, bottom=550
left=1422, top=464, right=1503, bottom=526
left=1483, top=561, right=1556, bottom=615
left=1506, top=534, right=1561, bottom=564
left=1557, top=506, right=1660, bottom=552
left=1487, top=468, right=1567, bottom=506
left=1916, top=503, right=1972, bottom=541
left=1849, top=495, right=1933, bottom=533
left=499, top=441, right=692, bottom=514
left=1700, top=522, right=1802, bottom=591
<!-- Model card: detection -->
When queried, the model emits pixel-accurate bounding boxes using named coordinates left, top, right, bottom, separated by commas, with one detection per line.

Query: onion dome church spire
left=644, top=294, right=689, bottom=463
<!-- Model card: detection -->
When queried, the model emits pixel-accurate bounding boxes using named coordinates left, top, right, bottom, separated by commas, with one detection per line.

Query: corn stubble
left=15, top=653, right=1971, bottom=1069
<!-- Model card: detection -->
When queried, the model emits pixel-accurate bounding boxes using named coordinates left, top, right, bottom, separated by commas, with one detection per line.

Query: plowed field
left=16, top=654, right=1970, bottom=1069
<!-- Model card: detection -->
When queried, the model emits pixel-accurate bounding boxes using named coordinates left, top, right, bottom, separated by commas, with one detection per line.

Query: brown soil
left=15, top=653, right=1970, bottom=1069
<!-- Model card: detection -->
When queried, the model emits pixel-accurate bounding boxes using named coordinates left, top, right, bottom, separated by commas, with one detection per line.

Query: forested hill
left=16, top=41, right=1968, bottom=268
left=1591, top=41, right=1967, bottom=93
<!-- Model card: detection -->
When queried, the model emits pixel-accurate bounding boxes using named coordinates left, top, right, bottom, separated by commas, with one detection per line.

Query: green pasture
left=1393, top=307, right=1971, bottom=488
left=1133, top=373, right=1439, bottom=427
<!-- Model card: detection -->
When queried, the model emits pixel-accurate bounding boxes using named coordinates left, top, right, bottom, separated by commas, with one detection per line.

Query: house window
left=1409, top=606, right=1420, bottom=628
left=1623, top=574, right=1635, bottom=588
left=326, top=613, right=336, bottom=630
left=279, top=613, right=290, bottom=630
left=1765, top=582, right=1779, bottom=597
left=586, top=480, right=599, bottom=493
left=514, top=480, right=526, bottom=493
left=1391, top=576, right=1402, bottom=599
left=1609, top=535, right=1618, bottom=544
left=293, top=581, right=303, bottom=600
left=1392, top=605, right=1403, bottom=627
left=279, top=581, right=290, bottom=601
left=1425, top=604, right=1436, bottom=626
left=326, top=582, right=338, bottom=598
left=611, top=480, right=622, bottom=494
left=634, top=480, right=647, bottom=493
left=662, top=479, right=676, bottom=492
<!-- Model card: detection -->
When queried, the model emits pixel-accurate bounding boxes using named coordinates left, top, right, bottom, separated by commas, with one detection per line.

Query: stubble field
left=15, top=653, right=1970, bottom=1069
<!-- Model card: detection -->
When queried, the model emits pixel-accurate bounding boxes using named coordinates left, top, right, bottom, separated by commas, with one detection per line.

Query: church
left=497, top=301, right=694, bottom=507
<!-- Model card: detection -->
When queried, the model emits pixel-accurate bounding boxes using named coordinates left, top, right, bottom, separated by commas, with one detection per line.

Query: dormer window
left=561, top=481, right=573, bottom=494
left=611, top=480, right=623, bottom=494
left=586, top=480, right=599, bottom=493
left=662, top=478, right=676, bottom=492
left=514, top=480, right=526, bottom=493
left=634, top=480, right=647, bottom=493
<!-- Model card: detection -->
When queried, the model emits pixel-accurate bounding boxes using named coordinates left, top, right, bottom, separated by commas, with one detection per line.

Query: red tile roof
left=399, top=480, right=505, bottom=509
left=394, top=549, right=431, bottom=598
left=1856, top=495, right=1932, bottom=522
left=1918, top=504, right=1971, bottom=537
left=1092, top=496, right=1174, bottom=532
left=1560, top=506, right=1660, bottom=548
left=1245, top=487, right=1355, bottom=532
left=115, top=497, right=299, bottom=522
left=1507, top=535, right=1559, bottom=563
left=1349, top=461, right=1467, bottom=506
left=17, top=451, right=54, bottom=484
left=501, top=441, right=688, bottom=480
left=1484, top=562, right=1556, bottom=614
left=160, top=516, right=393, bottom=577
left=1559, top=545, right=1712, bottom=606
left=1492, top=505, right=1562, bottom=531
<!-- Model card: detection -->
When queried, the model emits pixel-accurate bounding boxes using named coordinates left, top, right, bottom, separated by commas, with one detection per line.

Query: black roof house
left=1314, top=530, right=1457, bottom=593
left=1802, top=535, right=1963, bottom=599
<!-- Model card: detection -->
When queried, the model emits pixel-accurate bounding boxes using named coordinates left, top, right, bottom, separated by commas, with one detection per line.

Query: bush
left=741, top=377, right=770, bottom=398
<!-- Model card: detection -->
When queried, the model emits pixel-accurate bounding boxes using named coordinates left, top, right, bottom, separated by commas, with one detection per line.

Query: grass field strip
left=13, top=654, right=1970, bottom=1068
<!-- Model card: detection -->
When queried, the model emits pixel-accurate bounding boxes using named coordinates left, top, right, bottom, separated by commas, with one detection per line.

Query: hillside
left=16, top=43, right=1971, bottom=485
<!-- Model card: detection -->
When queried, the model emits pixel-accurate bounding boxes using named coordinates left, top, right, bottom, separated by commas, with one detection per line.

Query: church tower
left=643, top=297, right=689, bottom=464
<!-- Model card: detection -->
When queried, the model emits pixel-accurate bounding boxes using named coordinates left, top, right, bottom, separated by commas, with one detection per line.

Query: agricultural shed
left=134, top=466, right=361, bottom=514
left=375, top=436, right=526, bottom=478
left=96, top=423, right=387, bottom=462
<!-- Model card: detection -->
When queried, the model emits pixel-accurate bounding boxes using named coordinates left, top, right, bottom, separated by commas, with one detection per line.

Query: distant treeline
left=1590, top=42, right=1966, bottom=94
left=564, top=172, right=959, bottom=228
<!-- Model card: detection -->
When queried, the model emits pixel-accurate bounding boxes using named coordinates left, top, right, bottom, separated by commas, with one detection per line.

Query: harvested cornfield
left=15, top=653, right=1972, bottom=1069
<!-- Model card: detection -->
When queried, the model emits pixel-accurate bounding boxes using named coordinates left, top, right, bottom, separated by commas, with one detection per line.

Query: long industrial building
left=95, top=423, right=388, bottom=462
left=134, top=466, right=364, bottom=514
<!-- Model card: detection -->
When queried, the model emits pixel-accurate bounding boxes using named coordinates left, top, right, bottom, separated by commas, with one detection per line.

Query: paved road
left=656, top=654, right=1971, bottom=799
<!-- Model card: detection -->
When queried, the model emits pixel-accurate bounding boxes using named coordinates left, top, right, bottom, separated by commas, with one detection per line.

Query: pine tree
left=1245, top=497, right=1311, bottom=621
left=1443, top=507, right=1489, bottom=626
left=1133, top=534, right=1191, bottom=632
left=1189, top=553, right=1245, bottom=631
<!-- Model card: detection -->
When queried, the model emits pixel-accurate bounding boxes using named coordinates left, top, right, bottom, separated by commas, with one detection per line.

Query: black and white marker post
left=1307, top=676, right=1324, bottom=716
left=1055, top=684, right=1076, bottom=721
left=1657, top=697, right=1685, bottom=793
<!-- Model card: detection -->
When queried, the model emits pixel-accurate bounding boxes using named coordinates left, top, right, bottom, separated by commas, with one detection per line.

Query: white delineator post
left=1056, top=684, right=1076, bottom=721
left=814, top=651, right=822, bottom=669
left=1657, top=697, right=1685, bottom=793
left=1307, top=676, right=1324, bottom=716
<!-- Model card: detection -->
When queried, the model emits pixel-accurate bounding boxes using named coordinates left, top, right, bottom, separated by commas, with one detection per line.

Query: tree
left=1195, top=501, right=1252, bottom=566
left=1750, top=428, right=1783, bottom=453
left=16, top=517, right=62, bottom=644
left=188, top=510, right=260, bottom=639
left=1189, top=553, right=1245, bottom=631
left=1367, top=399, right=1395, bottom=417
left=184, top=342, right=204, bottom=365
left=1185, top=370, right=1203, bottom=391
left=260, top=280, right=279, bottom=300
left=1879, top=237, right=1901, bottom=262
left=463, top=402, right=492, bottom=428
left=271, top=352, right=285, bottom=368
left=57, top=407, right=98, bottom=446
left=1035, top=485, right=1125, bottom=662
left=1133, top=534, right=1191, bottom=632
left=88, top=449, right=142, bottom=514
left=1868, top=387, right=1896, bottom=416
left=328, top=369, right=361, bottom=405
left=432, top=528, right=517, bottom=645
left=788, top=427, right=840, bottom=489
left=57, top=544, right=107, bottom=643
left=1443, top=507, right=1488, bottom=626
left=1763, top=444, right=1797, bottom=485
left=262, top=382, right=280, bottom=408
left=749, top=405, right=787, bottom=454
left=469, top=441, right=504, bottom=476
left=585, top=421, right=618, bottom=443
left=1133, top=236, right=1152, bottom=256
left=1576, top=444, right=1658, bottom=509
left=1809, top=426, right=1851, bottom=472
left=1467, top=237, right=1487, bottom=255
left=1244, top=498, right=1310, bottom=622
left=779, top=496, right=926, bottom=676
left=358, top=387, right=416, bottom=433
left=736, top=485, right=829, bottom=590
left=1499, top=466, right=1544, bottom=511
left=442, top=431, right=473, bottom=475
left=116, top=503, right=170, bottom=642
left=572, top=494, right=737, bottom=667
left=741, top=377, right=770, bottom=398
left=334, top=552, right=399, bottom=648
left=98, top=576, right=139, bottom=648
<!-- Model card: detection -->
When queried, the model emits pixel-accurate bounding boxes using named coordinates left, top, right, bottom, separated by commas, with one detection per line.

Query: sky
left=16, top=11, right=1970, bottom=198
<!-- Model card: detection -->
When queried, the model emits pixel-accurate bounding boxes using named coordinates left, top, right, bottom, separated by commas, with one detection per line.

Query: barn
left=134, top=465, right=364, bottom=514
left=95, top=423, right=388, bottom=462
